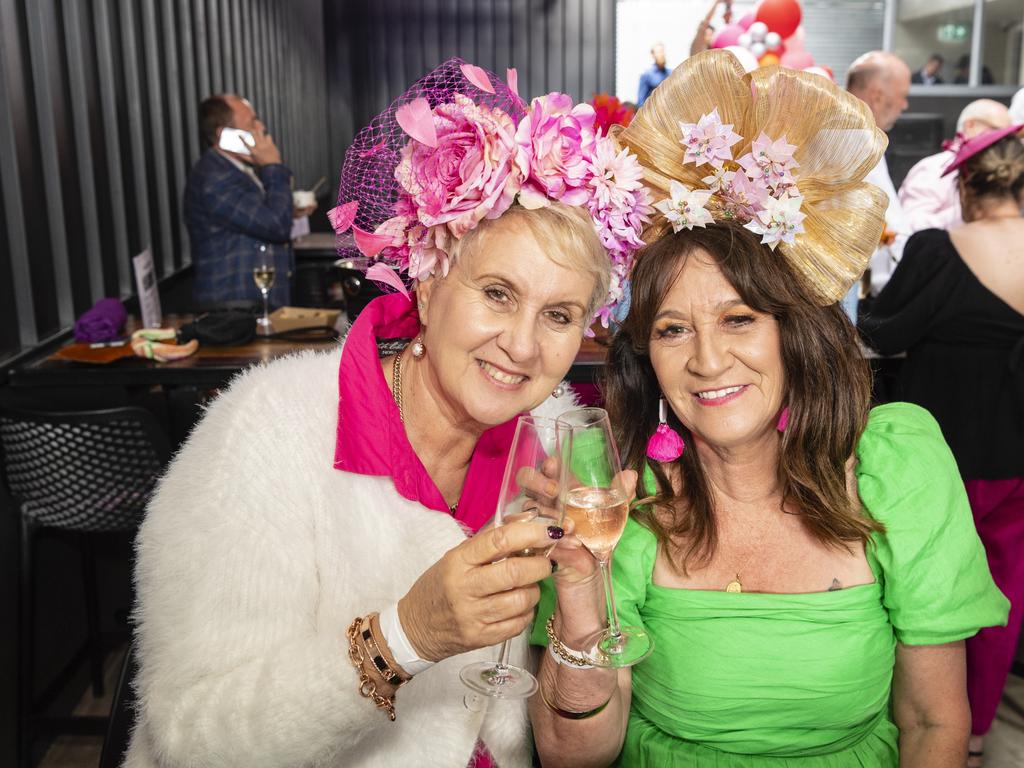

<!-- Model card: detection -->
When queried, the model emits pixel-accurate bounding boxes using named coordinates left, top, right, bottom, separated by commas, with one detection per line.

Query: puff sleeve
left=856, top=402, right=1009, bottom=645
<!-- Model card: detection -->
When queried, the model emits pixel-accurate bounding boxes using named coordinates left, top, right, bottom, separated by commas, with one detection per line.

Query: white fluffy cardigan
left=126, top=344, right=572, bottom=767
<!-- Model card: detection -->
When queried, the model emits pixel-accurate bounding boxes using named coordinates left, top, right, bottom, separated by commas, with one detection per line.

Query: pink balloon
left=713, top=23, right=745, bottom=49
left=780, top=49, right=815, bottom=69
left=738, top=12, right=756, bottom=31
left=783, top=25, right=806, bottom=52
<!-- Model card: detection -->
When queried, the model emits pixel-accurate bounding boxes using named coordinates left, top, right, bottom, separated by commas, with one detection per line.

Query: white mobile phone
left=218, top=127, right=254, bottom=156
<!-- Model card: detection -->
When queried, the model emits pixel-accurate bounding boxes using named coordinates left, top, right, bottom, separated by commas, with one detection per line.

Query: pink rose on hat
left=515, top=92, right=597, bottom=209
left=394, top=94, right=522, bottom=239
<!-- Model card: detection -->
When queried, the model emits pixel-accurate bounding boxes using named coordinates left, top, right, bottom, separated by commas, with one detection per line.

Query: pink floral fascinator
left=618, top=50, right=889, bottom=305
left=330, top=58, right=653, bottom=326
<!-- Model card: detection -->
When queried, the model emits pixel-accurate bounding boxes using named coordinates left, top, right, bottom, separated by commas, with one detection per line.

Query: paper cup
left=293, top=190, right=316, bottom=208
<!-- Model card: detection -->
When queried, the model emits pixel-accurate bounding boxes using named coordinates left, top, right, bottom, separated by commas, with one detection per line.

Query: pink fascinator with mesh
left=330, top=58, right=653, bottom=326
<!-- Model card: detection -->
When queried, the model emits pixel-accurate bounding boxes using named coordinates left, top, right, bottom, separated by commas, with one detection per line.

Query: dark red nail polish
left=547, top=525, right=564, bottom=540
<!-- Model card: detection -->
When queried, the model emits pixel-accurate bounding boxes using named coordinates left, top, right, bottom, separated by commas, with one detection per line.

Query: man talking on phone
left=184, top=94, right=312, bottom=308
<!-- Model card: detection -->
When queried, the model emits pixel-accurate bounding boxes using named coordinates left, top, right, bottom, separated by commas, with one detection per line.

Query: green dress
left=532, top=403, right=1009, bottom=766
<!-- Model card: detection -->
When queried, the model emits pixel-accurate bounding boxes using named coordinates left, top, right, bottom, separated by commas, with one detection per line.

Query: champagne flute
left=557, top=407, right=653, bottom=668
left=253, top=262, right=276, bottom=332
left=460, top=415, right=563, bottom=699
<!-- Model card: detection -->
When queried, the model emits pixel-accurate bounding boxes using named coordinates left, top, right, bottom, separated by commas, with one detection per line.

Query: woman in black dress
left=861, top=127, right=1024, bottom=767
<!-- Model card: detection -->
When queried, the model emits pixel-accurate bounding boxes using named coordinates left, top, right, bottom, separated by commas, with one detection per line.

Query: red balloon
left=756, top=0, right=802, bottom=40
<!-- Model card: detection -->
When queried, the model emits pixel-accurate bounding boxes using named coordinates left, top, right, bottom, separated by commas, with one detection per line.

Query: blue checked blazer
left=185, top=150, right=294, bottom=307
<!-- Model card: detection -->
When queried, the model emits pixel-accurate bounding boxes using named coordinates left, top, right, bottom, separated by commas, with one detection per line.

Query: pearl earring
left=410, top=337, right=425, bottom=358
left=552, top=383, right=566, bottom=398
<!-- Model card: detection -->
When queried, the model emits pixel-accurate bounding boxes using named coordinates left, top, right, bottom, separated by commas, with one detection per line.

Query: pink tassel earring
left=646, top=398, right=685, bottom=462
left=777, top=406, right=790, bottom=433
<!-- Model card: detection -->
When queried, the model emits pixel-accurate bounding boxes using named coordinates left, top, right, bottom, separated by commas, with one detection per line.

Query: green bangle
left=539, top=685, right=612, bottom=720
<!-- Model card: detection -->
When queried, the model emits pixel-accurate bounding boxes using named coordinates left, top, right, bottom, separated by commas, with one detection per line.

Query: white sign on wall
left=132, top=247, right=162, bottom=329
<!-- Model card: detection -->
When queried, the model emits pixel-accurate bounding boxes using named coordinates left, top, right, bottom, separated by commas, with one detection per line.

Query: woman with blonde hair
left=125, top=59, right=652, bottom=767
left=862, top=125, right=1024, bottom=767
left=531, top=50, right=1008, bottom=767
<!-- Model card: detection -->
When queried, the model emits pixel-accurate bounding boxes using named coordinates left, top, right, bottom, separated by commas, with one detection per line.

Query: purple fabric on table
left=73, top=298, right=127, bottom=343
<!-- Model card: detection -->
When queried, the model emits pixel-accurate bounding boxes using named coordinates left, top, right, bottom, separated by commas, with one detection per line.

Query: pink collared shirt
left=334, top=293, right=517, bottom=534
left=898, top=149, right=962, bottom=233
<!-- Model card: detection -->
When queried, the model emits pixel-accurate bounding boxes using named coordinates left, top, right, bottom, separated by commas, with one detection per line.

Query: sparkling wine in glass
left=460, top=415, right=563, bottom=699
left=253, top=261, right=275, bottom=331
left=557, top=407, right=653, bottom=668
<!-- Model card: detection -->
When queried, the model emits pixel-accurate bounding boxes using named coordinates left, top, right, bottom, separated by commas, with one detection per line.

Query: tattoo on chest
left=828, top=578, right=842, bottom=591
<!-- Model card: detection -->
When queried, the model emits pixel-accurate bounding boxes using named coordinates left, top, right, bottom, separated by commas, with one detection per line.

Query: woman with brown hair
left=861, top=126, right=1024, bottom=767
left=530, top=51, right=1008, bottom=767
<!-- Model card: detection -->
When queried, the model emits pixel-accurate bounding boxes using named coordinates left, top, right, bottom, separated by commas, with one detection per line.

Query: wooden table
left=8, top=315, right=340, bottom=391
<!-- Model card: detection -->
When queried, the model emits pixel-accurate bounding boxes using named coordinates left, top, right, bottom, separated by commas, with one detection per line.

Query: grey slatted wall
left=324, top=0, right=618, bottom=207
left=0, top=0, right=330, bottom=366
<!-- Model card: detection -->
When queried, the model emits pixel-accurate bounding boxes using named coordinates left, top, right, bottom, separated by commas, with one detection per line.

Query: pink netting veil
left=334, top=58, right=526, bottom=266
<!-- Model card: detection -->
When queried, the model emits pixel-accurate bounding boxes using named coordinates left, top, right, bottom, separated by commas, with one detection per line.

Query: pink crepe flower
left=394, top=94, right=522, bottom=239
left=587, top=136, right=653, bottom=255
left=718, top=171, right=771, bottom=222
left=744, top=192, right=807, bottom=249
left=515, top=92, right=597, bottom=209
left=678, top=108, right=742, bottom=169
left=736, top=132, right=799, bottom=191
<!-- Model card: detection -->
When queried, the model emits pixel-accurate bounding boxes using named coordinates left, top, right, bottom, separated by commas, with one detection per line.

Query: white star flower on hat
left=744, top=192, right=807, bottom=249
left=655, top=180, right=715, bottom=232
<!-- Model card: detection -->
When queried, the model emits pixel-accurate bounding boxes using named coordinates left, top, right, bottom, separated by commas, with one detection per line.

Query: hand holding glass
left=460, top=415, right=563, bottom=699
left=557, top=407, right=653, bottom=668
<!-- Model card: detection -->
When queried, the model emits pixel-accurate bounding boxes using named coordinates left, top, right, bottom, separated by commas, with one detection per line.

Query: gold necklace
left=724, top=512, right=783, bottom=593
left=391, top=350, right=459, bottom=517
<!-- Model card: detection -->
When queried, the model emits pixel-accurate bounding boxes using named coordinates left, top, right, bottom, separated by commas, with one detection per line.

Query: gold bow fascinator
left=616, top=50, right=889, bottom=305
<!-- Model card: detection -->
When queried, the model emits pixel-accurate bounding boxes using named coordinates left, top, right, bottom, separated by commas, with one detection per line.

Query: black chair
left=99, top=643, right=137, bottom=768
left=0, top=407, right=170, bottom=768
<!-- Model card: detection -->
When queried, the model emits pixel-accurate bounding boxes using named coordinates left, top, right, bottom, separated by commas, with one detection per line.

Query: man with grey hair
left=899, top=99, right=1012, bottom=232
left=846, top=51, right=912, bottom=297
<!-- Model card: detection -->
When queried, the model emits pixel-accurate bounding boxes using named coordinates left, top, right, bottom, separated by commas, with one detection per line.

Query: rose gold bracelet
left=347, top=615, right=401, bottom=721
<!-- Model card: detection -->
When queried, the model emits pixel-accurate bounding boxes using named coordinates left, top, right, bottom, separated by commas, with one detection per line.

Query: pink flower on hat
left=394, top=94, right=522, bottom=239
left=679, top=108, right=742, bottom=169
left=515, top=92, right=597, bottom=209
left=718, top=171, right=771, bottom=222
left=587, top=136, right=653, bottom=256
left=744, top=192, right=807, bottom=249
left=737, top=132, right=799, bottom=191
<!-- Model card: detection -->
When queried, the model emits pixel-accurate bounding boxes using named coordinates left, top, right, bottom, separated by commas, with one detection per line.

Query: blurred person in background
left=899, top=99, right=1011, bottom=232
left=861, top=127, right=1024, bottom=768
left=911, top=53, right=944, bottom=85
left=185, top=94, right=313, bottom=309
left=846, top=51, right=912, bottom=301
left=689, top=0, right=731, bottom=57
left=637, top=43, right=670, bottom=108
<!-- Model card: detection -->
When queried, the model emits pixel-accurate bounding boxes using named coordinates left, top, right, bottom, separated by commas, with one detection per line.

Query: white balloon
left=724, top=45, right=759, bottom=73
left=738, top=32, right=752, bottom=48
left=749, top=21, right=769, bottom=41
left=750, top=42, right=767, bottom=58
left=764, top=32, right=782, bottom=51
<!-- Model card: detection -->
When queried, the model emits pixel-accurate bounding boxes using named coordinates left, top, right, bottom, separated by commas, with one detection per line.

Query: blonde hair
left=962, top=135, right=1024, bottom=201
left=446, top=201, right=611, bottom=317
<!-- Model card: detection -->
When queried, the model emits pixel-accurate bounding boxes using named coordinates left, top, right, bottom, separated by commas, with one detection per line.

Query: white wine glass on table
left=557, top=407, right=653, bottom=668
left=252, top=261, right=275, bottom=332
left=460, top=415, right=563, bottom=700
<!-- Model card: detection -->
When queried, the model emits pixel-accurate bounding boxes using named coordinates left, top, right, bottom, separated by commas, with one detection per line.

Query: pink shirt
left=333, top=293, right=515, bottom=768
left=898, top=150, right=962, bottom=233
left=334, top=292, right=518, bottom=534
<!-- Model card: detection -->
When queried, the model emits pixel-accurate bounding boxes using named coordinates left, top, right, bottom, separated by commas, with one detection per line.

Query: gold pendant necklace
left=723, top=511, right=783, bottom=594
left=391, top=349, right=459, bottom=517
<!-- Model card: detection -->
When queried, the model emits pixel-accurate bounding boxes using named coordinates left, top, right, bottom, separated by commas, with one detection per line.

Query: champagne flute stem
left=599, top=556, right=622, bottom=639
left=261, top=289, right=270, bottom=321
left=495, top=639, right=511, bottom=674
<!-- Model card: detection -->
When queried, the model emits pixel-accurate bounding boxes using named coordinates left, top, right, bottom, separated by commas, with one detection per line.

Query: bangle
left=362, top=613, right=412, bottom=686
left=546, top=614, right=596, bottom=668
left=539, top=684, right=612, bottom=720
left=347, top=615, right=402, bottom=721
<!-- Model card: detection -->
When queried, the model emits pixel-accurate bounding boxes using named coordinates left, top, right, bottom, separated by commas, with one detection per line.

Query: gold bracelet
left=539, top=684, right=612, bottom=720
left=347, top=615, right=399, bottom=721
left=546, top=614, right=595, bottom=668
left=361, top=613, right=412, bottom=686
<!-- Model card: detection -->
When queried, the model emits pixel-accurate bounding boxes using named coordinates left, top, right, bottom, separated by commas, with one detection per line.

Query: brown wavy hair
left=604, top=222, right=881, bottom=573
